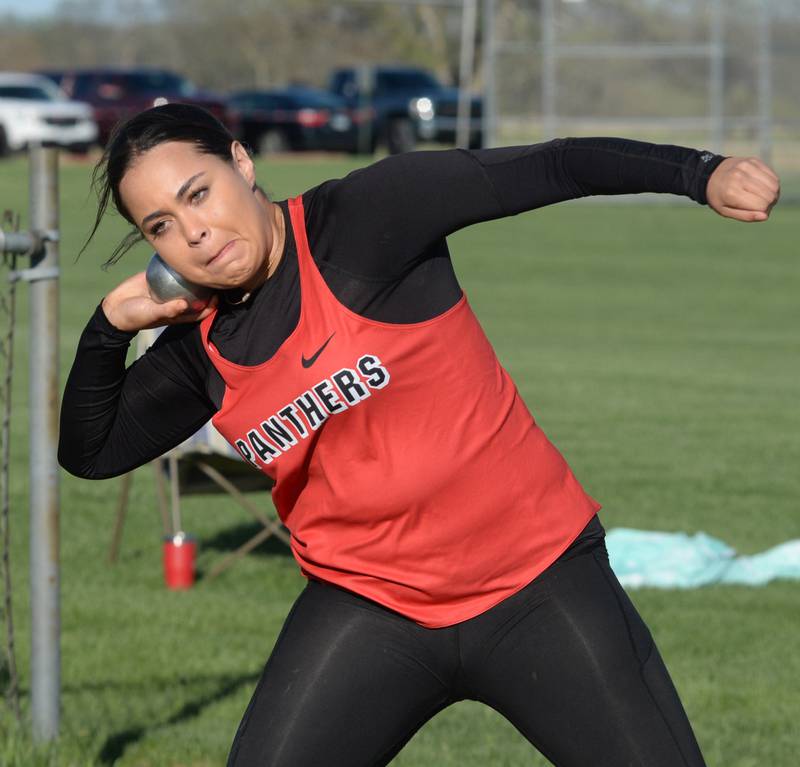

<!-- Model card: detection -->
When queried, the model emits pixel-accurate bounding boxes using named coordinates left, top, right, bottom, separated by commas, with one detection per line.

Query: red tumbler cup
left=163, top=532, right=196, bottom=589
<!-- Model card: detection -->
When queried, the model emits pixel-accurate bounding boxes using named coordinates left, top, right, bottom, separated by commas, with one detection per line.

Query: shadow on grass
left=201, top=521, right=294, bottom=558
left=95, top=670, right=260, bottom=765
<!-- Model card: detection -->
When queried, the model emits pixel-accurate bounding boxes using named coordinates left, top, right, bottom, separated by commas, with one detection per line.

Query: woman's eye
left=147, top=188, right=207, bottom=238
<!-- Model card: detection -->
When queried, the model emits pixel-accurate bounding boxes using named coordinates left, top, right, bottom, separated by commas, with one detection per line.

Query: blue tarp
left=605, top=528, right=800, bottom=588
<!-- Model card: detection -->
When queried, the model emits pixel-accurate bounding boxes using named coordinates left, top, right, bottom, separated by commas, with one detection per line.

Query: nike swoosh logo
left=301, top=332, right=335, bottom=368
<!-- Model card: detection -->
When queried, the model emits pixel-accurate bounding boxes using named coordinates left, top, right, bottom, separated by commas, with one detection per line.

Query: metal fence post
left=709, top=0, right=725, bottom=154
left=758, top=0, right=773, bottom=165
left=482, top=0, right=497, bottom=148
left=541, top=0, right=557, bottom=140
left=457, top=0, right=478, bottom=148
left=27, top=144, right=60, bottom=742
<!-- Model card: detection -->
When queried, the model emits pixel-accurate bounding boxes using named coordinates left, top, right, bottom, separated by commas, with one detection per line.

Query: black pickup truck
left=329, top=65, right=483, bottom=154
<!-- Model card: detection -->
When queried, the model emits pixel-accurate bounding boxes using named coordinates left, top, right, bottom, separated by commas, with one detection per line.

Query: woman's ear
left=231, top=140, right=256, bottom=188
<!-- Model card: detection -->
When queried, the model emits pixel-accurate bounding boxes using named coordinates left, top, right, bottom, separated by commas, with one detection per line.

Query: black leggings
left=227, top=516, right=706, bottom=767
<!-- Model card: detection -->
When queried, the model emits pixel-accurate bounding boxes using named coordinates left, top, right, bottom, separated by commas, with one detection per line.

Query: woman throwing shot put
left=60, top=104, right=779, bottom=767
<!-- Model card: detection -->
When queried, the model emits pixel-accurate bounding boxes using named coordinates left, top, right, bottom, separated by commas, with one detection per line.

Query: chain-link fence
left=0, top=211, right=22, bottom=727
left=487, top=0, right=800, bottom=197
left=0, top=147, right=62, bottom=747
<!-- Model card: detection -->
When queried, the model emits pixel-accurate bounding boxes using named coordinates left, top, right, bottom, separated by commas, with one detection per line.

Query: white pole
left=482, top=0, right=497, bottom=148
left=457, top=0, right=478, bottom=148
left=757, top=0, right=773, bottom=165
left=709, top=0, right=725, bottom=153
left=541, top=0, right=557, bottom=140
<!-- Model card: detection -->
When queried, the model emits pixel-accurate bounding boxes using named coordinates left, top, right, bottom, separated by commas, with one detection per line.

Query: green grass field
left=0, top=151, right=798, bottom=766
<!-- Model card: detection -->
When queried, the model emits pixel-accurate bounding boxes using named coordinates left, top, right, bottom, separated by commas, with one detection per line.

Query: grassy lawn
left=0, top=150, right=798, bottom=766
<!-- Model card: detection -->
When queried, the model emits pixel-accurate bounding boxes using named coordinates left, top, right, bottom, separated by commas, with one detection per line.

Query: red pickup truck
left=37, top=67, right=234, bottom=147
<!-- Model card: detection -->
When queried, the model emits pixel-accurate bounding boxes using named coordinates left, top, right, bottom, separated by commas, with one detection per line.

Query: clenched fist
left=706, top=156, right=780, bottom=222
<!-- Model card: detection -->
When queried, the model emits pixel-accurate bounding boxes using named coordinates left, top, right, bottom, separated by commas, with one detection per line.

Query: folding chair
left=108, top=328, right=291, bottom=580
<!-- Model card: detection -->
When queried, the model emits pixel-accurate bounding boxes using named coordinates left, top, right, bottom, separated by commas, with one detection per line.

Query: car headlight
left=409, top=97, right=434, bottom=121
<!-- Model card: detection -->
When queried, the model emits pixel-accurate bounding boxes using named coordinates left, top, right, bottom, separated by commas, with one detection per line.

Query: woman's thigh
left=227, top=580, right=454, bottom=767
left=461, top=545, right=707, bottom=767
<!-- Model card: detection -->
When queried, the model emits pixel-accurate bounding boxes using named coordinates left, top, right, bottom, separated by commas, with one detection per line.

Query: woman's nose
left=184, top=215, right=209, bottom=245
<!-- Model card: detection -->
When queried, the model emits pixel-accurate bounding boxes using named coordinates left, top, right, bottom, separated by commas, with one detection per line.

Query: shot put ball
left=146, top=252, right=215, bottom=313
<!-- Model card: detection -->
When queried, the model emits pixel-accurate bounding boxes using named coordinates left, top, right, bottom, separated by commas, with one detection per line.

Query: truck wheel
left=385, top=118, right=416, bottom=155
left=0, top=126, right=8, bottom=158
left=67, top=142, right=91, bottom=156
left=258, top=129, right=289, bottom=155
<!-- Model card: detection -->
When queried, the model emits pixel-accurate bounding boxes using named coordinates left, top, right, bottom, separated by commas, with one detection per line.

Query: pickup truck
left=0, top=72, right=97, bottom=156
left=38, top=67, right=233, bottom=147
left=329, top=65, right=483, bottom=154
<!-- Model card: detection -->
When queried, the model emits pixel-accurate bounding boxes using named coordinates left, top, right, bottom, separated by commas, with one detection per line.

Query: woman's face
left=119, top=140, right=272, bottom=292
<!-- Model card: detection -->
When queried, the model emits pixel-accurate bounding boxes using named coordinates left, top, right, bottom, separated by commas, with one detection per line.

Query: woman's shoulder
left=298, top=151, right=436, bottom=212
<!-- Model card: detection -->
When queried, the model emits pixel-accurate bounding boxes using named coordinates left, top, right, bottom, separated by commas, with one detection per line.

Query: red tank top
left=199, top=196, right=600, bottom=628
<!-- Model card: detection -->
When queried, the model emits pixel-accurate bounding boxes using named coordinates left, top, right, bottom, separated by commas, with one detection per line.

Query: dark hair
left=80, top=103, right=248, bottom=269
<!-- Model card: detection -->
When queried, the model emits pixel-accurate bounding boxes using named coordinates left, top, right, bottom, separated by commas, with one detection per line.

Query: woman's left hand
left=706, top=156, right=780, bottom=222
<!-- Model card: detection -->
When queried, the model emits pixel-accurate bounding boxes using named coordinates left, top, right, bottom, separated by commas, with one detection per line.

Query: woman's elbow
left=57, top=440, right=125, bottom=481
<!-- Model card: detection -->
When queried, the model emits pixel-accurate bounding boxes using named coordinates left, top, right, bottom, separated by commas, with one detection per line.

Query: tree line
left=1, top=0, right=798, bottom=126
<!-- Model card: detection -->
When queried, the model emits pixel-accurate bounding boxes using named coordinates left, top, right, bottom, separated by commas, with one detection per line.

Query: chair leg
left=152, top=458, right=171, bottom=537
left=195, top=461, right=291, bottom=546
left=204, top=526, right=278, bottom=582
left=108, top=472, right=133, bottom=564
left=168, top=454, right=182, bottom=535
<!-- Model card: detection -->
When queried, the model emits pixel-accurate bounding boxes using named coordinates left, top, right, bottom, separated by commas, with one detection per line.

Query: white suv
left=0, top=72, right=98, bottom=156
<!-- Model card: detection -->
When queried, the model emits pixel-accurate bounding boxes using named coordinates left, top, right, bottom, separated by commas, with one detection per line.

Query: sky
left=2, top=0, right=799, bottom=23
left=0, top=0, right=58, bottom=18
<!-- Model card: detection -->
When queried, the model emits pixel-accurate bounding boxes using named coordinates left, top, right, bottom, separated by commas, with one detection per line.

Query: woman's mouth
left=209, top=240, right=237, bottom=265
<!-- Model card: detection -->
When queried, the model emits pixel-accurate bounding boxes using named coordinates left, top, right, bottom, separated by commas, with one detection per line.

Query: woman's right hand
left=101, top=271, right=218, bottom=333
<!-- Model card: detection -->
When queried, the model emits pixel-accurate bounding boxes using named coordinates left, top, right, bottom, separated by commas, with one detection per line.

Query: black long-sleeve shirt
left=58, top=137, right=725, bottom=479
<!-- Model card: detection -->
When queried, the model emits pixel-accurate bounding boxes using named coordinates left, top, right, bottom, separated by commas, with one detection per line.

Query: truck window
left=330, top=71, right=356, bottom=99
left=374, top=70, right=440, bottom=92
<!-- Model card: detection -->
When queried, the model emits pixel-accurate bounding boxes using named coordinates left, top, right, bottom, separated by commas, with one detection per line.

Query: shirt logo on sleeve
left=301, top=331, right=335, bottom=368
